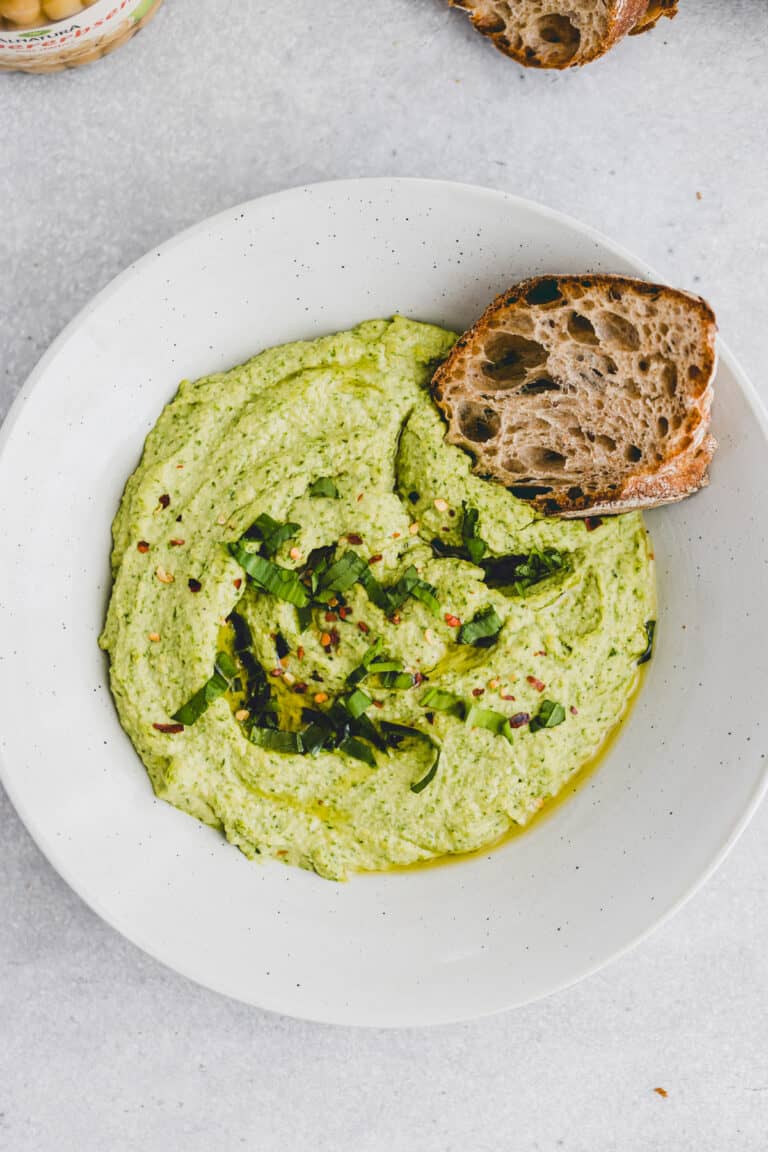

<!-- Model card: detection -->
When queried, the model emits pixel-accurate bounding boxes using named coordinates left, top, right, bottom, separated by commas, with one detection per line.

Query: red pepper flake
left=391, top=613, right=401, bottom=625
left=653, top=1087, right=668, bottom=1099
left=170, top=538, right=185, bottom=547
left=527, top=675, right=546, bottom=692
left=233, top=578, right=242, bottom=590
left=501, top=694, right=516, bottom=702
left=137, top=540, right=150, bottom=553
left=392, top=531, right=401, bottom=539
left=356, top=493, right=364, bottom=502
left=358, top=621, right=370, bottom=634
left=153, top=722, right=184, bottom=734
left=269, top=667, right=284, bottom=678
left=508, top=712, right=531, bottom=729
left=320, top=632, right=332, bottom=647
left=585, top=516, right=603, bottom=532
left=324, top=611, right=338, bottom=623
left=372, top=699, right=384, bottom=709
left=188, top=578, right=202, bottom=593
left=534, top=649, right=547, bottom=657
left=472, top=687, right=485, bottom=697
left=158, top=494, right=170, bottom=509
left=297, top=646, right=305, bottom=661
left=570, top=705, right=578, bottom=715
left=338, top=605, right=352, bottom=619
left=368, top=554, right=383, bottom=565
left=329, top=628, right=341, bottom=648
left=346, top=533, right=363, bottom=545
left=292, top=682, right=308, bottom=694
left=444, top=613, right=461, bottom=628
left=413, top=671, right=425, bottom=686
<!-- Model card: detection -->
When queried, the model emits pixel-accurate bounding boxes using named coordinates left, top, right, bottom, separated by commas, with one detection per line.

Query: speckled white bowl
left=1, top=179, right=766, bottom=1026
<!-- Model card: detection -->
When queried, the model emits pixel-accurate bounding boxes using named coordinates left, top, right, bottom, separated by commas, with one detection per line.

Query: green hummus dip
left=100, top=317, right=655, bottom=880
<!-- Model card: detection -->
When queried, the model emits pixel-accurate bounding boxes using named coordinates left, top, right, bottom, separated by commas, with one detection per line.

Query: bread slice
left=450, top=0, right=678, bottom=69
left=431, top=274, right=717, bottom=517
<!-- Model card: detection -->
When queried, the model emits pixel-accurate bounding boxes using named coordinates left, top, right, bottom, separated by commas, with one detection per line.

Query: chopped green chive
left=316, top=550, right=367, bottom=599
left=338, top=736, right=378, bottom=767
left=637, top=620, right=656, bottom=665
left=171, top=650, right=238, bottom=726
left=377, top=671, right=416, bottom=690
left=343, top=687, right=372, bottom=719
left=250, top=727, right=304, bottom=753
left=229, top=542, right=309, bottom=607
left=482, top=548, right=566, bottom=594
left=465, top=704, right=513, bottom=743
left=420, top=686, right=465, bottom=717
left=243, top=512, right=299, bottom=557
left=457, top=605, right=503, bottom=647
left=380, top=721, right=441, bottom=794
left=309, top=476, right=340, bottom=499
left=529, top=700, right=567, bottom=732
left=461, top=503, right=488, bottom=566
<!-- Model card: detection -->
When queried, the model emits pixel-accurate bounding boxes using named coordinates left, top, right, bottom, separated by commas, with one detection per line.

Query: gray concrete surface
left=1, top=1, right=767, bottom=1148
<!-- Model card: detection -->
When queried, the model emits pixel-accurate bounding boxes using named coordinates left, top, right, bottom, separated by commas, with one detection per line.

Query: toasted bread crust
left=431, top=274, right=717, bottom=517
left=451, top=0, right=678, bottom=68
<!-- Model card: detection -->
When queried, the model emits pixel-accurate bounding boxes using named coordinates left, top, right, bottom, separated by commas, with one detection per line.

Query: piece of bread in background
left=431, top=274, right=717, bottom=517
left=450, top=0, right=678, bottom=69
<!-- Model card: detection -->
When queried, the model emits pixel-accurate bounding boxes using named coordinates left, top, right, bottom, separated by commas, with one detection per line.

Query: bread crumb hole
left=597, top=311, right=641, bottom=351
left=524, top=279, right=563, bottom=306
left=567, top=312, right=599, bottom=345
left=657, top=416, right=669, bottom=436
left=625, top=444, right=642, bottom=463
left=482, top=333, right=547, bottom=386
left=457, top=401, right=500, bottom=444
left=662, top=363, right=678, bottom=397
left=534, top=14, right=580, bottom=64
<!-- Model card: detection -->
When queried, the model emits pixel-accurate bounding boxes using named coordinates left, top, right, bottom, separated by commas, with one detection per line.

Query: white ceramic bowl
left=1, top=179, right=766, bottom=1026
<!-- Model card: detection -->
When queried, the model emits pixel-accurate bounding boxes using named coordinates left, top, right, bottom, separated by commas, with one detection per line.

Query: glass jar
left=0, top=0, right=163, bottom=72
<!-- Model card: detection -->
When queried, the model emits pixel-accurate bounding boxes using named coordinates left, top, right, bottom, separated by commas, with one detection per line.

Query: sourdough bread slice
left=451, top=0, right=678, bottom=69
left=431, top=274, right=717, bottom=517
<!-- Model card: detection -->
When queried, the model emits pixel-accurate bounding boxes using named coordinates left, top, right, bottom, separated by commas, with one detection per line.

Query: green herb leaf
left=367, top=658, right=403, bottom=674
left=462, top=503, right=488, bottom=566
left=338, top=736, right=378, bottom=767
left=420, top=687, right=465, bottom=717
left=308, top=476, right=340, bottom=499
left=343, top=687, right=372, bottom=719
left=377, top=671, right=416, bottom=690
left=529, top=699, right=567, bottom=732
left=229, top=542, right=309, bottom=607
left=296, top=604, right=313, bottom=631
left=171, top=650, right=237, bottom=726
left=356, top=565, right=390, bottom=611
left=409, top=579, right=441, bottom=616
left=243, top=512, right=300, bottom=557
left=380, top=722, right=441, bottom=794
left=250, top=727, right=304, bottom=753
left=482, top=548, right=566, bottom=594
left=465, top=704, right=512, bottom=742
left=457, top=605, right=503, bottom=648
left=316, top=550, right=367, bottom=599
left=637, top=619, right=656, bottom=665
left=347, top=637, right=384, bottom=686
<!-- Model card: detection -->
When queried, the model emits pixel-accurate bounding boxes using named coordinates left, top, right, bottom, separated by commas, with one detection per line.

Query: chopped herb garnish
left=309, top=476, right=340, bottom=499
left=296, top=604, right=313, bottom=631
left=461, top=504, right=488, bottom=566
left=380, top=721, right=441, bottom=793
left=343, top=687, right=372, bottom=719
left=243, top=512, right=299, bottom=557
left=315, top=550, right=367, bottom=599
left=465, top=704, right=513, bottom=743
left=420, top=687, right=465, bottom=717
left=250, top=727, right=303, bottom=753
left=338, top=736, right=378, bottom=767
left=481, top=548, right=566, bottom=594
left=408, top=579, right=441, bottom=616
left=529, top=699, right=566, bottom=732
left=347, top=637, right=384, bottom=686
left=637, top=619, right=655, bottom=665
left=229, top=542, right=309, bottom=607
left=171, top=651, right=238, bottom=726
left=457, top=605, right=503, bottom=648
left=377, top=671, right=416, bottom=690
